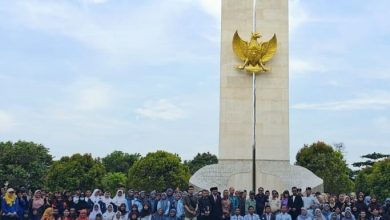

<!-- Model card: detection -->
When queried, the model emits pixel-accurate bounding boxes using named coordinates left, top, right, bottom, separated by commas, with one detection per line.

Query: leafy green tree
left=352, top=152, right=389, bottom=168
left=102, top=151, right=141, bottom=173
left=295, top=141, right=354, bottom=194
left=355, top=158, right=390, bottom=201
left=0, top=141, right=52, bottom=189
left=46, top=153, right=105, bottom=191
left=101, top=172, right=127, bottom=194
left=128, top=151, right=190, bottom=192
left=184, top=152, right=218, bottom=174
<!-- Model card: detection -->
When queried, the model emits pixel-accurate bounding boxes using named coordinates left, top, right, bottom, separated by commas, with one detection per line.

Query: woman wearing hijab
left=156, top=194, right=170, bottom=217
left=113, top=191, right=127, bottom=211
left=322, top=204, right=332, bottom=220
left=30, top=190, right=46, bottom=219
left=90, top=190, right=102, bottom=205
left=1, top=188, right=19, bottom=220
left=165, top=209, right=178, bottom=220
left=101, top=193, right=113, bottom=211
left=151, top=208, right=164, bottom=220
left=103, top=205, right=116, bottom=220
left=41, top=208, right=55, bottom=220
left=342, top=208, right=356, bottom=220
left=314, top=208, right=326, bottom=220
left=89, top=204, right=103, bottom=220
left=113, top=212, right=122, bottom=220
left=298, top=208, right=313, bottom=220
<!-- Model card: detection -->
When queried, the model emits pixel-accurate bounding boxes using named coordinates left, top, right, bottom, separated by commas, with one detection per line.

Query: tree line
left=0, top=141, right=217, bottom=193
left=0, top=140, right=389, bottom=200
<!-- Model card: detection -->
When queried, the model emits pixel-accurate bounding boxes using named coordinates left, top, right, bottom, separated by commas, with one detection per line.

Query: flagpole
left=252, top=0, right=257, bottom=194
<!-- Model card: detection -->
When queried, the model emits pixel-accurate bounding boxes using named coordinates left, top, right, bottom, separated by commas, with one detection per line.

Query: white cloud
left=2, top=0, right=208, bottom=65
left=73, top=81, right=112, bottom=111
left=135, top=99, right=187, bottom=120
left=82, top=0, right=108, bottom=4
left=198, top=0, right=221, bottom=21
left=293, top=92, right=390, bottom=111
left=373, top=116, right=390, bottom=133
left=289, top=0, right=309, bottom=32
left=290, top=58, right=326, bottom=75
left=0, top=111, right=16, bottom=132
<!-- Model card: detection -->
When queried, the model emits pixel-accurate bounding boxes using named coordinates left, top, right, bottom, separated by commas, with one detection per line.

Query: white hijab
left=90, top=189, right=102, bottom=204
left=112, top=190, right=127, bottom=207
left=103, top=204, right=116, bottom=220
left=101, top=192, right=113, bottom=207
left=89, top=203, right=102, bottom=220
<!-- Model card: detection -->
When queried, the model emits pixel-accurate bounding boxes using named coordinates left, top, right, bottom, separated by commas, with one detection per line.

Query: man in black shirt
left=288, top=187, right=303, bottom=220
left=198, top=189, right=211, bottom=220
left=209, top=187, right=222, bottom=220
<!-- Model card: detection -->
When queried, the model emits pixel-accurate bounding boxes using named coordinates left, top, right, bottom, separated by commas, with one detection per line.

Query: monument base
left=189, top=160, right=323, bottom=193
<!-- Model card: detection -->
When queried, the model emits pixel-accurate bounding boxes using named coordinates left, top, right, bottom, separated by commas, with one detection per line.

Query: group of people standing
left=1, top=185, right=390, bottom=220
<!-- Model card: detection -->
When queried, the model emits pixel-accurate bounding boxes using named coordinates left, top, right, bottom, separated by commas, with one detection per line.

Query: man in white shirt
left=244, top=206, right=260, bottom=220
left=302, top=187, right=318, bottom=214
left=276, top=205, right=292, bottom=220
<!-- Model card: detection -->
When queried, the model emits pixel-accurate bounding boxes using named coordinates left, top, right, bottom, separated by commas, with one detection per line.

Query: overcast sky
left=0, top=0, right=389, bottom=165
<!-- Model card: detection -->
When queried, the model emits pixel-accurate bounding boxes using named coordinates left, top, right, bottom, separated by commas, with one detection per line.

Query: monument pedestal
left=190, top=160, right=323, bottom=193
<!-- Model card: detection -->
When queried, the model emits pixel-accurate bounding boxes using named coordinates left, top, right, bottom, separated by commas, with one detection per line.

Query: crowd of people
left=1, top=185, right=390, bottom=220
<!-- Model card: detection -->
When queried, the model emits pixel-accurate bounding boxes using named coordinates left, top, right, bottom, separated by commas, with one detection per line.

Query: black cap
left=210, top=187, right=218, bottom=191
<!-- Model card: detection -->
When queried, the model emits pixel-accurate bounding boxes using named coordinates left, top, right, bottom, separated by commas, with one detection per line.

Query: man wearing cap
left=209, top=187, right=222, bottom=220
left=1, top=188, right=19, bottom=220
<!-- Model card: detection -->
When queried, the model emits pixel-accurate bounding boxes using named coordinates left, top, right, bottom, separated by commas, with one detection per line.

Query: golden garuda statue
left=232, top=31, right=277, bottom=73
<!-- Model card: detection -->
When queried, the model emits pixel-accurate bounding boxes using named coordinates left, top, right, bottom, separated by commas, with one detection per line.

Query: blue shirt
left=244, top=213, right=260, bottom=220
left=232, top=215, right=245, bottom=220
left=1, top=198, right=19, bottom=214
left=276, top=213, right=292, bottom=220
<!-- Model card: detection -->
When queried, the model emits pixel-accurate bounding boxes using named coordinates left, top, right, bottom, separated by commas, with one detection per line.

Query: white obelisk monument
left=190, top=0, right=323, bottom=192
